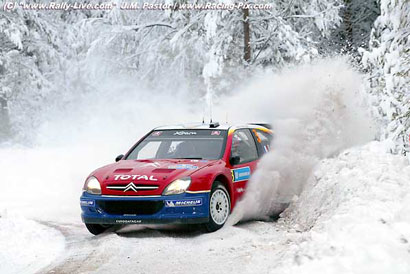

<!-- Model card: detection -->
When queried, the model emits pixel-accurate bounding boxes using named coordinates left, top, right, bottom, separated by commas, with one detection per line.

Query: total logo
left=114, top=174, right=158, bottom=181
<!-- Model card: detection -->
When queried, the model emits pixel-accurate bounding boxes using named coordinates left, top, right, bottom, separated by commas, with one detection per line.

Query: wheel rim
left=210, top=189, right=230, bottom=225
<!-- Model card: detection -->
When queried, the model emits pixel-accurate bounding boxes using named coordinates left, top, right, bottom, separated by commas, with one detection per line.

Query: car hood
left=93, top=159, right=216, bottom=196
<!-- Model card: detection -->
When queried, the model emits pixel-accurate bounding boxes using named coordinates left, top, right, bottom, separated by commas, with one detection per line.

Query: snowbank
left=0, top=146, right=107, bottom=223
left=278, top=141, right=410, bottom=273
left=0, top=213, right=65, bottom=274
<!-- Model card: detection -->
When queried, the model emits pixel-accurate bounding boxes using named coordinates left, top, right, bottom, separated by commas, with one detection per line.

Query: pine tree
left=1, top=0, right=345, bottom=141
left=361, top=0, right=410, bottom=154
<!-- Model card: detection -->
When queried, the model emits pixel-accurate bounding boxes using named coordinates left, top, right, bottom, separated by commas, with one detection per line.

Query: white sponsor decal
left=165, top=200, right=175, bottom=207
left=236, top=187, right=245, bottom=193
left=168, top=164, right=198, bottom=170
left=238, top=171, right=250, bottom=177
left=173, top=131, right=197, bottom=135
left=114, top=174, right=158, bottom=181
left=165, top=199, right=202, bottom=207
left=115, top=220, right=142, bottom=224
left=80, top=200, right=95, bottom=206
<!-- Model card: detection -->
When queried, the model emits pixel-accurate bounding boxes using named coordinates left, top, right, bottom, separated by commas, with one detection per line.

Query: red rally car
left=80, top=122, right=273, bottom=235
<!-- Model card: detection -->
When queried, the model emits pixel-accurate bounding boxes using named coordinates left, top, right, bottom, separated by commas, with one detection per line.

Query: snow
left=223, top=58, right=375, bottom=222
left=278, top=141, right=410, bottom=274
left=0, top=213, right=65, bottom=274
left=2, top=141, right=407, bottom=274
left=0, top=0, right=409, bottom=272
left=2, top=58, right=409, bottom=273
left=0, top=146, right=102, bottom=223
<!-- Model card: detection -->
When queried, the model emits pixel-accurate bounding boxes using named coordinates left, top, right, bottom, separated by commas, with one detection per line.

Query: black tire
left=85, top=223, right=112, bottom=235
left=205, top=182, right=231, bottom=232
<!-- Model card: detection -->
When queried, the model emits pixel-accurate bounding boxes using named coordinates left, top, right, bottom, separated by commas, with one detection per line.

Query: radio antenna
left=206, top=86, right=214, bottom=124
left=209, top=96, right=213, bottom=124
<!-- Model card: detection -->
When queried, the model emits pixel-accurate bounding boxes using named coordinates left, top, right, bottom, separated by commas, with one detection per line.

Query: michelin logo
left=165, top=199, right=202, bottom=207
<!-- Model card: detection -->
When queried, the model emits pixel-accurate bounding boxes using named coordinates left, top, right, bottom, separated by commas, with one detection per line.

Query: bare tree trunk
left=243, top=8, right=251, bottom=63
left=0, top=97, right=11, bottom=141
left=343, top=0, right=353, bottom=51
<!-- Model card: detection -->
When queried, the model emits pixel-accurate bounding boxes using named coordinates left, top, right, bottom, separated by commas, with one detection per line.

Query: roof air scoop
left=209, top=122, right=220, bottom=128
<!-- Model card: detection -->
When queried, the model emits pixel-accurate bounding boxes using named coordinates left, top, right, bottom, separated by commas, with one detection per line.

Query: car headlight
left=83, top=176, right=101, bottom=195
left=162, top=177, right=191, bottom=195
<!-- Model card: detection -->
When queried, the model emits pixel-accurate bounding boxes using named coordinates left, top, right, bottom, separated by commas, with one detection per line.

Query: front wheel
left=85, top=223, right=112, bottom=235
left=205, top=182, right=231, bottom=232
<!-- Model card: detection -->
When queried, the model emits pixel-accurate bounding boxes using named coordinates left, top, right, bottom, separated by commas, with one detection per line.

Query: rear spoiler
left=248, top=123, right=272, bottom=130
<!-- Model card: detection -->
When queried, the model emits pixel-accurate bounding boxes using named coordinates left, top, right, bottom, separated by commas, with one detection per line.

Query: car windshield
left=126, top=129, right=227, bottom=160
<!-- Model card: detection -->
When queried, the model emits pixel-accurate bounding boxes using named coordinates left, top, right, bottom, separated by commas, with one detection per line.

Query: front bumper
left=80, top=192, right=210, bottom=225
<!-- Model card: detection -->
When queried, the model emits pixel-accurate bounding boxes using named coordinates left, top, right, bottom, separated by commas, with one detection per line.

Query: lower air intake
left=97, top=200, right=164, bottom=215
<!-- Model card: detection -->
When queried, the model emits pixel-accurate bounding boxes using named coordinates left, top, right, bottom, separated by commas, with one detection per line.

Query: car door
left=229, top=129, right=259, bottom=199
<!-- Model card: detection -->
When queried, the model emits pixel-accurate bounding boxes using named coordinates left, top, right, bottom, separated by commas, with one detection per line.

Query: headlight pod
left=162, top=177, right=191, bottom=195
left=83, top=176, right=101, bottom=195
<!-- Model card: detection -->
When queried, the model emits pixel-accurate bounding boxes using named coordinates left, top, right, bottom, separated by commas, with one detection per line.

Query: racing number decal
left=231, top=167, right=251, bottom=182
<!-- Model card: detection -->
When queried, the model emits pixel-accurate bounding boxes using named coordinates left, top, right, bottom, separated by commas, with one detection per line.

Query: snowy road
left=39, top=221, right=288, bottom=274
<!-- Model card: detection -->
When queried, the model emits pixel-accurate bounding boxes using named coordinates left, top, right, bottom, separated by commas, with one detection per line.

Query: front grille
left=97, top=200, right=164, bottom=215
left=106, top=183, right=159, bottom=192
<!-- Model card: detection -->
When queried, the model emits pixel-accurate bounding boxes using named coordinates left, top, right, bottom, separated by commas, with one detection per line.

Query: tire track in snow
left=37, top=222, right=207, bottom=273
left=36, top=221, right=289, bottom=274
left=37, top=221, right=112, bottom=274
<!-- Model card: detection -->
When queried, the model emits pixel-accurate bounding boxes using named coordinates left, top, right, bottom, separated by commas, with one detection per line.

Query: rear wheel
left=205, top=182, right=231, bottom=232
left=85, top=223, right=112, bottom=235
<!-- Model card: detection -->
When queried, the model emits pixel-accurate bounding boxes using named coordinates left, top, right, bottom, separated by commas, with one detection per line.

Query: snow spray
left=221, top=58, right=376, bottom=224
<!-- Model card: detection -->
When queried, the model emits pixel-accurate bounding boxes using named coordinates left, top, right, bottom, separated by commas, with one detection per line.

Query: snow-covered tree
left=327, top=0, right=380, bottom=55
left=0, top=9, right=62, bottom=140
left=361, top=0, right=410, bottom=154
left=1, top=0, right=346, bottom=142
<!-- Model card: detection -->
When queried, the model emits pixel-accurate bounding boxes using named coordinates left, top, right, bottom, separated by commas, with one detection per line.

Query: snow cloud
left=223, top=58, right=376, bottom=223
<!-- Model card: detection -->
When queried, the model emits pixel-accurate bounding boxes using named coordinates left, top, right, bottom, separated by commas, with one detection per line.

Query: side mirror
left=115, top=154, right=124, bottom=162
left=229, top=156, right=240, bottom=166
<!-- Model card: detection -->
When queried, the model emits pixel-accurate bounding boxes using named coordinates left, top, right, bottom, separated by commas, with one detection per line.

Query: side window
left=231, top=129, right=258, bottom=164
left=251, top=129, right=273, bottom=157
